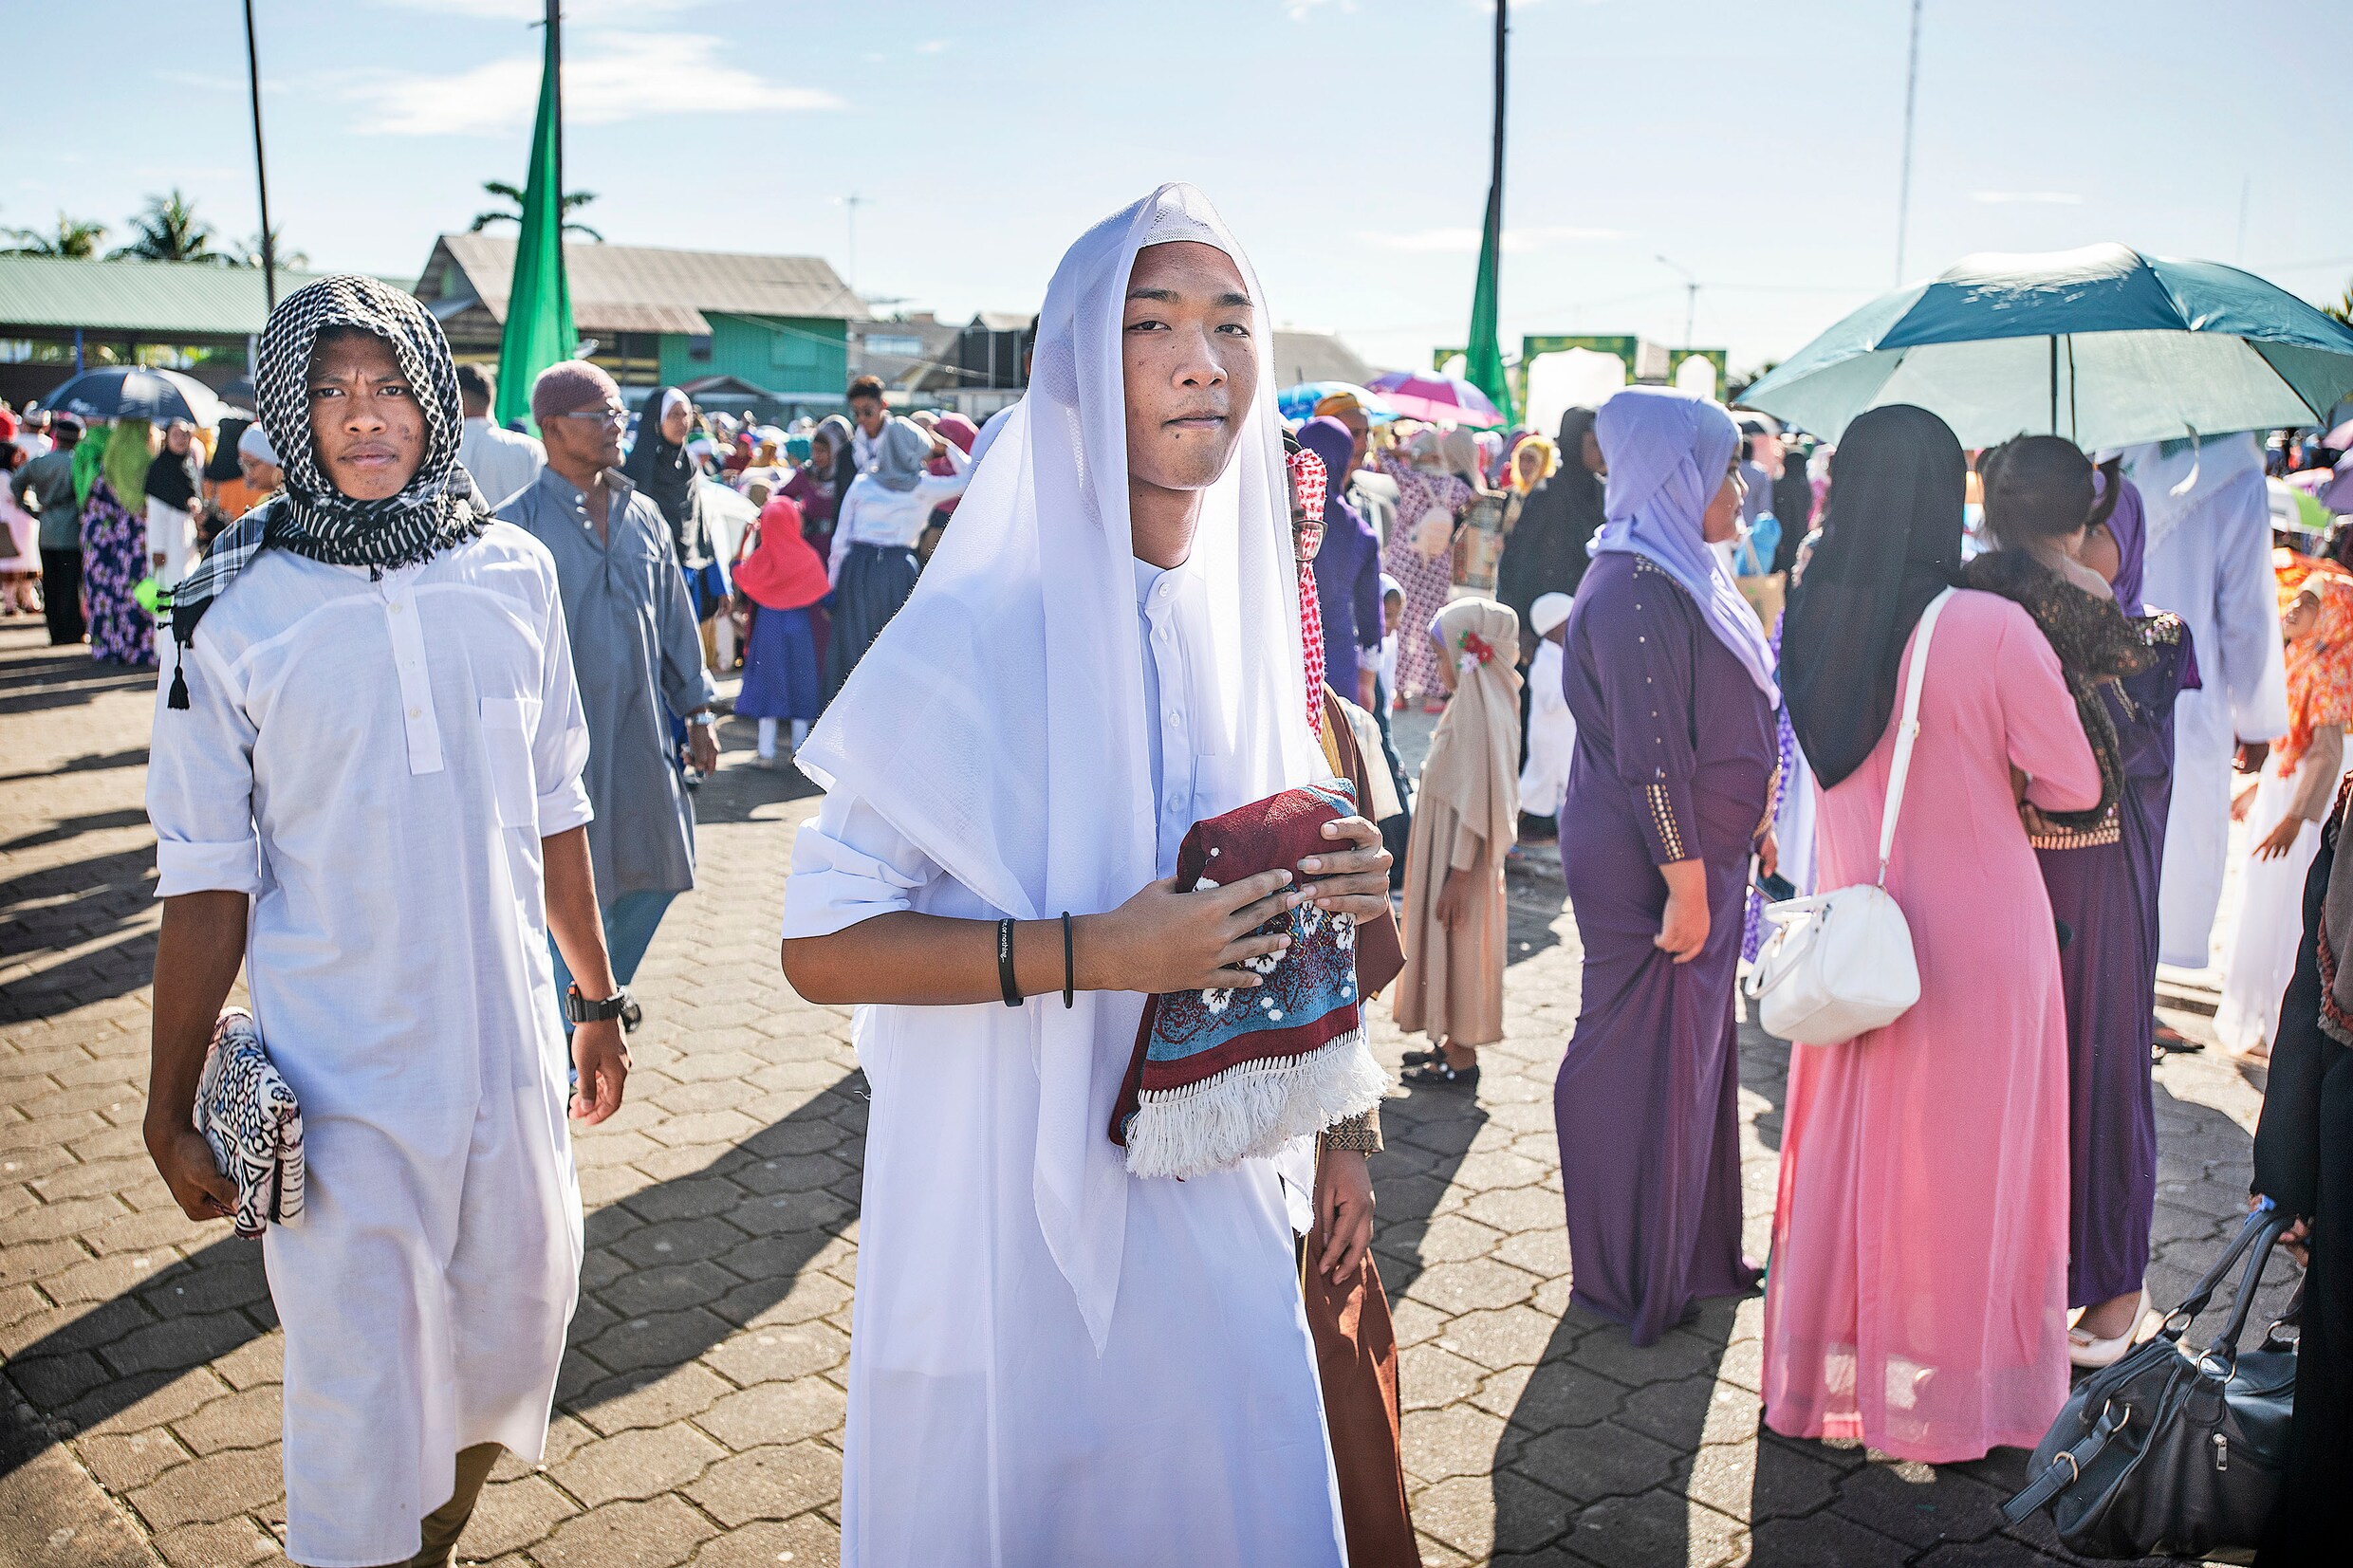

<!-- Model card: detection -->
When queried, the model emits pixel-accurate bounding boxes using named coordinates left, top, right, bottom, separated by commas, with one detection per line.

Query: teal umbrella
left=1742, top=244, right=2353, bottom=452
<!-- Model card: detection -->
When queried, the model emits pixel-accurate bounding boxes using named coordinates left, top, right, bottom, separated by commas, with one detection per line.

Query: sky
left=11, top=0, right=2350, bottom=380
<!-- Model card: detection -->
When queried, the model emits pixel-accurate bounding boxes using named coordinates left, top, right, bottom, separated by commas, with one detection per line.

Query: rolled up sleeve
left=534, top=585, right=596, bottom=836
left=147, top=636, right=264, bottom=898
left=781, top=794, right=935, bottom=939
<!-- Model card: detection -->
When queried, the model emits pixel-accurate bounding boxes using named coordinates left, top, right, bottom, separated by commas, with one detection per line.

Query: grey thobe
left=500, top=468, right=716, bottom=902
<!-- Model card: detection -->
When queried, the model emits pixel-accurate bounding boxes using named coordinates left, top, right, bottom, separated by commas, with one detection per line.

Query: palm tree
left=469, top=179, right=603, bottom=241
left=228, top=229, right=310, bottom=271
left=107, top=190, right=219, bottom=263
left=2327, top=277, right=2352, bottom=328
left=3, top=212, right=109, bottom=259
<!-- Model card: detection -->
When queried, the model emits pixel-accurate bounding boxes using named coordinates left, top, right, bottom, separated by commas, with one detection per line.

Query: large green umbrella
left=1741, top=243, right=2353, bottom=452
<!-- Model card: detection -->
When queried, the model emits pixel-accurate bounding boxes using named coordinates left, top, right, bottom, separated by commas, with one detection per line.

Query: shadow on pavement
left=0, top=1068, right=866, bottom=1477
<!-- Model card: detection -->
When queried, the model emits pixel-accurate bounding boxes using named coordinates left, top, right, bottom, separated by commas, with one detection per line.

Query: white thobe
left=456, top=416, right=547, bottom=511
left=780, top=558, right=1343, bottom=1568
left=145, top=497, right=195, bottom=588
left=1517, top=636, right=1577, bottom=820
left=2137, top=467, right=2290, bottom=968
left=146, top=524, right=592, bottom=1568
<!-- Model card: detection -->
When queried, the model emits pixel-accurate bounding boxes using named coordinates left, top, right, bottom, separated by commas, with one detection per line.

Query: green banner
left=1464, top=185, right=1514, bottom=426
left=493, top=23, right=575, bottom=433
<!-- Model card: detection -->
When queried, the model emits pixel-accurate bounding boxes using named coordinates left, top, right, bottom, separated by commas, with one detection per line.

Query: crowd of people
left=0, top=176, right=2331, bottom=1565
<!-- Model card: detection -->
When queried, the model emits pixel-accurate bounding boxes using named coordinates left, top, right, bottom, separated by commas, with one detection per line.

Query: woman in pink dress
left=1379, top=429, right=1481, bottom=708
left=1767, top=405, right=2103, bottom=1463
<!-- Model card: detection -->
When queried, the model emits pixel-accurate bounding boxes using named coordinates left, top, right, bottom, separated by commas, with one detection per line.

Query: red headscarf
left=928, top=412, right=980, bottom=520
left=1288, top=445, right=1329, bottom=735
left=733, top=496, right=830, bottom=611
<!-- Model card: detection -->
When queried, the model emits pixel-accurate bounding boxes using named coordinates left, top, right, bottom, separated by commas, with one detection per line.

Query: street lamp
left=1655, top=254, right=1698, bottom=351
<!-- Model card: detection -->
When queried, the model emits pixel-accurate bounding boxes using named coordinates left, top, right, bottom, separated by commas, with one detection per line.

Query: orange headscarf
left=2276, top=549, right=2353, bottom=769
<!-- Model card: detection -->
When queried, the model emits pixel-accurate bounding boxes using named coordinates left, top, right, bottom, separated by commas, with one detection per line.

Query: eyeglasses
left=553, top=407, right=629, bottom=428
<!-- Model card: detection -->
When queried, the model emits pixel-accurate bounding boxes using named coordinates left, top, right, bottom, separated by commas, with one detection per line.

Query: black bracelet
left=997, top=917, right=1022, bottom=1007
left=1061, top=912, right=1076, bottom=1008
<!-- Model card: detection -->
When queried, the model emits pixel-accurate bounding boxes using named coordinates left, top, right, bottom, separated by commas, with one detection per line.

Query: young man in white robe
left=143, top=276, right=630, bottom=1568
left=779, top=185, right=1393, bottom=1566
left=2123, top=434, right=2291, bottom=969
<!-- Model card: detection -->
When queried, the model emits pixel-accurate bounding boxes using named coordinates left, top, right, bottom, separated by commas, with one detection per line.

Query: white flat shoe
left=2067, top=1289, right=2151, bottom=1369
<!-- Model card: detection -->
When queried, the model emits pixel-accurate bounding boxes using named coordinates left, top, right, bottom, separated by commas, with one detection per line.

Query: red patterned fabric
left=1291, top=446, right=1328, bottom=733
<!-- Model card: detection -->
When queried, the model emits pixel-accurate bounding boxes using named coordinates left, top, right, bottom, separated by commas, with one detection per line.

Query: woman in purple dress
left=2024, top=464, right=2199, bottom=1362
left=82, top=417, right=157, bottom=668
left=1554, top=388, right=1778, bottom=1346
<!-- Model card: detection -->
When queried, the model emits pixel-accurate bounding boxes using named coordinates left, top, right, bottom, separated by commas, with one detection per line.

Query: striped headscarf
left=167, top=274, right=487, bottom=709
left=1288, top=442, right=1328, bottom=733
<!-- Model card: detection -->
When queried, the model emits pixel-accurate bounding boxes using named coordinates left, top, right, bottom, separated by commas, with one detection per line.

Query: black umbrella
left=33, top=367, right=226, bottom=428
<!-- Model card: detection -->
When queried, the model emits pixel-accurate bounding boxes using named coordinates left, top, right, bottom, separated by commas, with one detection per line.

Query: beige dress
left=1393, top=598, right=1521, bottom=1046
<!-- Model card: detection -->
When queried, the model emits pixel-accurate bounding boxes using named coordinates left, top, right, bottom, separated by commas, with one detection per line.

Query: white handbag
left=1744, top=586, right=1955, bottom=1046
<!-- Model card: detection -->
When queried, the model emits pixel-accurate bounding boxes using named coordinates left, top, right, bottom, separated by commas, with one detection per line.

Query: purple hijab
left=1590, top=386, right=1779, bottom=702
left=2098, top=469, right=2147, bottom=617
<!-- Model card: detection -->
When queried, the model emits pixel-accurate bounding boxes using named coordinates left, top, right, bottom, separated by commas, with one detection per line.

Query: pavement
left=0, top=618, right=2292, bottom=1568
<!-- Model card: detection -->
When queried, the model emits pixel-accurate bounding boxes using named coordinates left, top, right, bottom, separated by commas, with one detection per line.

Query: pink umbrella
left=1364, top=370, right=1505, bottom=429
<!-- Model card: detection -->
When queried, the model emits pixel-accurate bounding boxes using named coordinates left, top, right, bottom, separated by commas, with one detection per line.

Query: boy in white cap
left=1517, top=589, right=1577, bottom=840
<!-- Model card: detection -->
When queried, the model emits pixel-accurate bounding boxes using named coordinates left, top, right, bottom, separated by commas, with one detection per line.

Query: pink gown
left=1762, top=591, right=2102, bottom=1463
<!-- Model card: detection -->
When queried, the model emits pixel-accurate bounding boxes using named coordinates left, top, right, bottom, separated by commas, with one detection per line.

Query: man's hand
left=145, top=1119, right=235, bottom=1223
left=570, top=1019, right=630, bottom=1124
left=1083, top=870, right=1300, bottom=994
left=2236, top=740, right=2271, bottom=775
left=1297, top=815, right=1392, bottom=922
left=1313, top=1148, right=1375, bottom=1282
left=686, top=718, right=719, bottom=774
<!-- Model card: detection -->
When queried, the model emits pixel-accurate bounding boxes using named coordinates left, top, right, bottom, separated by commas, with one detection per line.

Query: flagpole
left=243, top=0, right=276, bottom=311
left=547, top=0, right=562, bottom=216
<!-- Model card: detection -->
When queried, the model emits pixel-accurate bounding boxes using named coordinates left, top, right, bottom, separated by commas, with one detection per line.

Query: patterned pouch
left=1109, top=781, right=1390, bottom=1179
left=193, top=1009, right=306, bottom=1239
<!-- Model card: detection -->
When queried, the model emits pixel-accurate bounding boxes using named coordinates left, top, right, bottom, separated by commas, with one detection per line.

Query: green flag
left=1464, top=184, right=1513, bottom=426
left=493, top=22, right=574, bottom=433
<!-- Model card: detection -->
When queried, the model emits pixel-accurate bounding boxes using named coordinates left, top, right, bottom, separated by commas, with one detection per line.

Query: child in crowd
left=1515, top=591, right=1575, bottom=842
left=732, top=495, right=830, bottom=766
left=1397, top=597, right=1521, bottom=1089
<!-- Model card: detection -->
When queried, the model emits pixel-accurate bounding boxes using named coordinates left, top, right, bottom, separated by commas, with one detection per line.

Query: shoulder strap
left=1877, top=588, right=1956, bottom=885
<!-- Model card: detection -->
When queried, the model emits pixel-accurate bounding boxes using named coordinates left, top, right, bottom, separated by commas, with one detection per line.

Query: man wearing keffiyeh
left=144, top=275, right=628, bottom=1568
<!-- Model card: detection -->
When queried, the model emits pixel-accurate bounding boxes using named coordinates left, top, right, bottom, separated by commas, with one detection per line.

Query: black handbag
left=2001, top=1207, right=2302, bottom=1560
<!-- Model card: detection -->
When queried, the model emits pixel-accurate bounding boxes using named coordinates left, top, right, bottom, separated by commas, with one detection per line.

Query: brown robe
left=1307, top=686, right=1418, bottom=1568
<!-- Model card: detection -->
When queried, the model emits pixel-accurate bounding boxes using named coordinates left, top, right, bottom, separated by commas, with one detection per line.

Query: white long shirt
left=2137, top=466, right=2291, bottom=967
left=457, top=415, right=547, bottom=510
left=146, top=524, right=592, bottom=1567
left=778, top=551, right=1343, bottom=1567
left=825, top=445, right=972, bottom=580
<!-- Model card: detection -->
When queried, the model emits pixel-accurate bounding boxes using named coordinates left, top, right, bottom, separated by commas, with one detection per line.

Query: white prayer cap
left=1530, top=591, right=1573, bottom=636
left=238, top=423, right=281, bottom=466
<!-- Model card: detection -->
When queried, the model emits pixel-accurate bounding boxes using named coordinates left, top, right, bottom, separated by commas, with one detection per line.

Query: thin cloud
left=1353, top=224, right=1621, bottom=253
left=917, top=39, right=952, bottom=54
left=344, top=32, right=841, bottom=136
left=1970, top=191, right=2084, bottom=205
left=1287, top=0, right=1357, bottom=18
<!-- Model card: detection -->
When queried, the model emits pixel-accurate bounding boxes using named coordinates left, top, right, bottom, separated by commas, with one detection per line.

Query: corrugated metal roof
left=0, top=255, right=351, bottom=338
left=428, top=234, right=867, bottom=335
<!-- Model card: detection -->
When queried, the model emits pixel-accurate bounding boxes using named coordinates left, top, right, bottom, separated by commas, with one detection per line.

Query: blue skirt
left=737, top=604, right=822, bottom=722
left=824, top=542, right=919, bottom=699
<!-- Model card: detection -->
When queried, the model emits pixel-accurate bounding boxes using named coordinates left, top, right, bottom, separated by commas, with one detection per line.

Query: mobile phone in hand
left=1754, top=868, right=1797, bottom=903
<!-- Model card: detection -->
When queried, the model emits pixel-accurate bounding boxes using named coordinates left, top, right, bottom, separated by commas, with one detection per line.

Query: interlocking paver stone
left=0, top=622, right=2274, bottom=1566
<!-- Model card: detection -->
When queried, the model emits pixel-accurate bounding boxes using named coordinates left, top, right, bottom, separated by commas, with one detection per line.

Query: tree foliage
left=106, top=190, right=220, bottom=264
left=469, top=179, right=603, bottom=242
left=3, top=212, right=109, bottom=259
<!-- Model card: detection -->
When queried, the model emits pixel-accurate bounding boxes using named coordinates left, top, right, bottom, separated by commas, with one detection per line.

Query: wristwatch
left=686, top=710, right=717, bottom=728
left=566, top=984, right=633, bottom=1024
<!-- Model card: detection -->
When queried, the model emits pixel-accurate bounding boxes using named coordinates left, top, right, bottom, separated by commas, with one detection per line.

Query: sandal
left=1402, top=1060, right=1480, bottom=1090
left=2067, top=1289, right=2150, bottom=1369
left=2153, top=1018, right=2203, bottom=1055
left=1401, top=1047, right=1444, bottom=1067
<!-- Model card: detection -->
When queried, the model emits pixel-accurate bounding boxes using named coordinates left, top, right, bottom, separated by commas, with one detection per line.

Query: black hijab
left=1771, top=443, right=1814, bottom=572
left=145, top=435, right=202, bottom=512
left=1781, top=404, right=1966, bottom=789
left=1494, top=406, right=1604, bottom=648
left=621, top=384, right=713, bottom=568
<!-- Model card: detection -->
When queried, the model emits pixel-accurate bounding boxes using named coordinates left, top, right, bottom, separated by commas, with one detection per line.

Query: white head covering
left=1529, top=590, right=1573, bottom=637
left=237, top=422, right=280, bottom=467
left=795, top=184, right=1319, bottom=1348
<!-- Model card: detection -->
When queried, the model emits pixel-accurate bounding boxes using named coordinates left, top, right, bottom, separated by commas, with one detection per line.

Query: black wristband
left=1061, top=912, right=1075, bottom=1009
left=997, top=917, right=1022, bottom=1007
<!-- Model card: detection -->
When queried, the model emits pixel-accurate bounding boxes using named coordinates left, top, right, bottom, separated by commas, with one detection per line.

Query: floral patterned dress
left=1377, top=453, right=1474, bottom=704
left=81, top=479, right=154, bottom=667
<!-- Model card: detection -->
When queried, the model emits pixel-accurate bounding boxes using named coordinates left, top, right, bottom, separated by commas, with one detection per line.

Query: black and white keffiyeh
left=167, top=273, right=488, bottom=708
left=194, top=1009, right=306, bottom=1239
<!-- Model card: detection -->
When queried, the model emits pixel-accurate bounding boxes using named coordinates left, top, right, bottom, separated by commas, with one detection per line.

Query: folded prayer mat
left=1112, top=780, right=1391, bottom=1179
left=195, top=1008, right=306, bottom=1239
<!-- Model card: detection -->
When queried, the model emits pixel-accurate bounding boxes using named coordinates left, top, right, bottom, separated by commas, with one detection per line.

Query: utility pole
left=837, top=194, right=868, bottom=294
left=243, top=0, right=276, bottom=311
left=1895, top=0, right=1923, bottom=285
left=547, top=0, right=563, bottom=214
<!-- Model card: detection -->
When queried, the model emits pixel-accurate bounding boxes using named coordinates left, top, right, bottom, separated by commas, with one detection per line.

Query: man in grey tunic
left=501, top=361, right=718, bottom=1013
